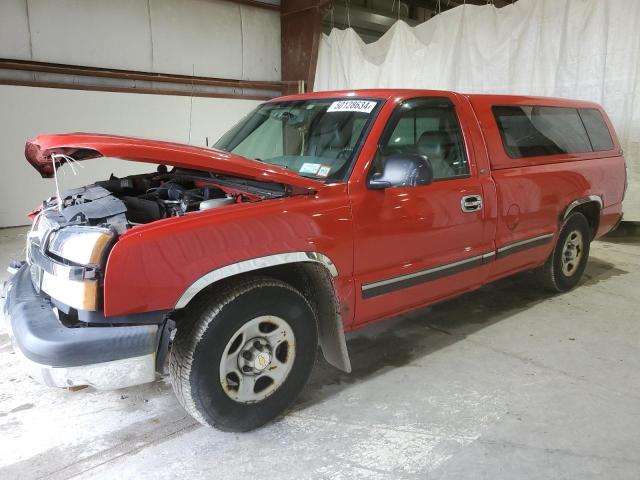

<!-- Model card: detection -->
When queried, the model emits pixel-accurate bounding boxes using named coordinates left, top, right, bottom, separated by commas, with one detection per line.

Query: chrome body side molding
left=495, top=233, right=555, bottom=258
left=362, top=253, right=487, bottom=299
left=361, top=232, right=555, bottom=299
left=174, top=252, right=339, bottom=309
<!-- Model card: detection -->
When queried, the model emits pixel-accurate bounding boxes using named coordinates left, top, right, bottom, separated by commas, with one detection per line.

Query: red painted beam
left=281, top=0, right=332, bottom=94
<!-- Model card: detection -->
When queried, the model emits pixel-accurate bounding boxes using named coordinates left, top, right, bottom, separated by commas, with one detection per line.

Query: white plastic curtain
left=314, top=0, right=640, bottom=219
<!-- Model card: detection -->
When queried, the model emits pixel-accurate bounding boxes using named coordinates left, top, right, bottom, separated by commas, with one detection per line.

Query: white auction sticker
left=299, top=163, right=321, bottom=174
left=327, top=100, right=377, bottom=113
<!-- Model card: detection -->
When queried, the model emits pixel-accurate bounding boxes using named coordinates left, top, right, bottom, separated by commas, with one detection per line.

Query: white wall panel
left=0, top=0, right=281, bottom=82
left=27, top=0, right=153, bottom=71
left=240, top=5, right=281, bottom=81
left=149, top=0, right=242, bottom=78
left=0, top=85, right=261, bottom=227
left=0, top=0, right=31, bottom=59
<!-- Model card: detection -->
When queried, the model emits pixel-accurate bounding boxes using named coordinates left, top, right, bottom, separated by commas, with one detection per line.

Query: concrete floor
left=1, top=225, right=639, bottom=479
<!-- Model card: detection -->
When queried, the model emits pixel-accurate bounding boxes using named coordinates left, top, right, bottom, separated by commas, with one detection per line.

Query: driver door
left=350, top=96, right=493, bottom=326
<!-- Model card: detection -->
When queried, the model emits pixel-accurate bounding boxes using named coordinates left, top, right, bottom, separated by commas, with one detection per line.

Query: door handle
left=461, top=195, right=483, bottom=212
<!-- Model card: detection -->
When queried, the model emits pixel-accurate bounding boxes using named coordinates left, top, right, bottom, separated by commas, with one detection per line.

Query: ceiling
left=323, top=0, right=519, bottom=43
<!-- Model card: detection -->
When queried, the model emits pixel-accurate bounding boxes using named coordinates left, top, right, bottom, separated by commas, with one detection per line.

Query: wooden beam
left=0, top=59, right=292, bottom=100
left=0, top=79, right=274, bottom=101
left=281, top=0, right=331, bottom=94
left=0, top=59, right=289, bottom=92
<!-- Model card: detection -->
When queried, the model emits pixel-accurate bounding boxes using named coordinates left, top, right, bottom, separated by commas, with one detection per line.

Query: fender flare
left=174, top=252, right=338, bottom=309
left=562, top=195, right=603, bottom=220
left=173, top=252, right=351, bottom=373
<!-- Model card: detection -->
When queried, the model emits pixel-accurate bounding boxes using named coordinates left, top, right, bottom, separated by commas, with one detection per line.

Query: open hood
left=25, top=133, right=323, bottom=192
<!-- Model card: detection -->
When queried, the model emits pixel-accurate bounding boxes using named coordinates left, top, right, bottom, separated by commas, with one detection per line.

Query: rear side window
left=493, top=106, right=592, bottom=159
left=579, top=108, right=614, bottom=152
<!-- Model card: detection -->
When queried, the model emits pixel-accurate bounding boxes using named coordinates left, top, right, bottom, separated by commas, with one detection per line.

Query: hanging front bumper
left=1, top=264, right=158, bottom=390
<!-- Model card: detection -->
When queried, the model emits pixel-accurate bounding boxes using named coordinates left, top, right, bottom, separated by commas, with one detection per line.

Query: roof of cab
left=271, top=89, right=603, bottom=110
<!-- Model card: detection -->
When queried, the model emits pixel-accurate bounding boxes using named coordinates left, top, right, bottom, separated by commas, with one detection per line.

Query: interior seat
left=306, top=114, right=351, bottom=158
left=416, top=131, right=456, bottom=179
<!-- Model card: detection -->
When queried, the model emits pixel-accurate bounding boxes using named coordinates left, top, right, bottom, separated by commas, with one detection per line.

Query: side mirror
left=368, top=153, right=434, bottom=189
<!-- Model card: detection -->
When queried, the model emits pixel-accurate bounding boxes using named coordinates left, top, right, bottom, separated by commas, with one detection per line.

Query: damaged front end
left=2, top=180, right=170, bottom=389
left=6, top=168, right=280, bottom=390
left=27, top=169, right=261, bottom=311
left=3, top=133, right=320, bottom=391
left=27, top=194, right=117, bottom=312
left=2, top=265, right=159, bottom=390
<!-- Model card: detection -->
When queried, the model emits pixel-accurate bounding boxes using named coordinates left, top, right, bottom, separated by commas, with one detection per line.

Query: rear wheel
left=536, top=212, right=591, bottom=292
left=169, top=277, right=318, bottom=431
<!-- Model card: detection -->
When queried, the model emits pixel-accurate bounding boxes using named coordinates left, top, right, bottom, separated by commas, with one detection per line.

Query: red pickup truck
left=1, top=90, right=626, bottom=431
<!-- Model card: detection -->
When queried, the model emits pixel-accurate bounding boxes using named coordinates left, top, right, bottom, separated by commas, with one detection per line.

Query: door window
left=380, top=100, right=469, bottom=181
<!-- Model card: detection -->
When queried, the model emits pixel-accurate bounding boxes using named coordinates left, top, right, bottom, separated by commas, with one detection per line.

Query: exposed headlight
left=41, top=272, right=99, bottom=311
left=47, top=226, right=116, bottom=266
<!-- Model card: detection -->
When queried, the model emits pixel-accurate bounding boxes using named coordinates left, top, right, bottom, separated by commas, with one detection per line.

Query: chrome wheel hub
left=561, top=230, right=584, bottom=277
left=220, top=315, right=296, bottom=403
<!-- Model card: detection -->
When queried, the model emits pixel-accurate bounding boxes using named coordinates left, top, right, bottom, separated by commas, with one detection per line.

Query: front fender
left=102, top=184, right=354, bottom=319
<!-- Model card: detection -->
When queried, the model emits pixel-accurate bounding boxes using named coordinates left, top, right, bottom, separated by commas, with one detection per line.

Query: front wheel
left=169, top=277, right=318, bottom=431
left=536, top=212, right=591, bottom=292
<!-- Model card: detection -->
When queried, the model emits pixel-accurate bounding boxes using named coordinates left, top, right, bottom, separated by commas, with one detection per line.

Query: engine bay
left=96, top=169, right=240, bottom=224
left=36, top=167, right=264, bottom=234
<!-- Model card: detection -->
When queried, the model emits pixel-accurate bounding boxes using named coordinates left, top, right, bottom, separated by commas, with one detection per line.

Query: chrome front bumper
left=12, top=349, right=156, bottom=390
left=1, top=265, right=158, bottom=390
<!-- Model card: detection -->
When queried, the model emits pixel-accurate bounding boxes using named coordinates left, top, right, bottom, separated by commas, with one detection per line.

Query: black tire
left=536, top=212, right=591, bottom=292
left=169, top=276, right=318, bottom=432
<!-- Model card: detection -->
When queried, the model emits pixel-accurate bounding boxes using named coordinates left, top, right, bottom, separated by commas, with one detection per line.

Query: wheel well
left=565, top=200, right=600, bottom=240
left=178, top=262, right=351, bottom=373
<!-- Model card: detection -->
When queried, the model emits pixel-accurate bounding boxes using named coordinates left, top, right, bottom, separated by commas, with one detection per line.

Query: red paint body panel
left=347, top=92, right=496, bottom=326
left=29, top=90, right=624, bottom=329
left=465, top=93, right=626, bottom=285
left=104, top=184, right=356, bottom=319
